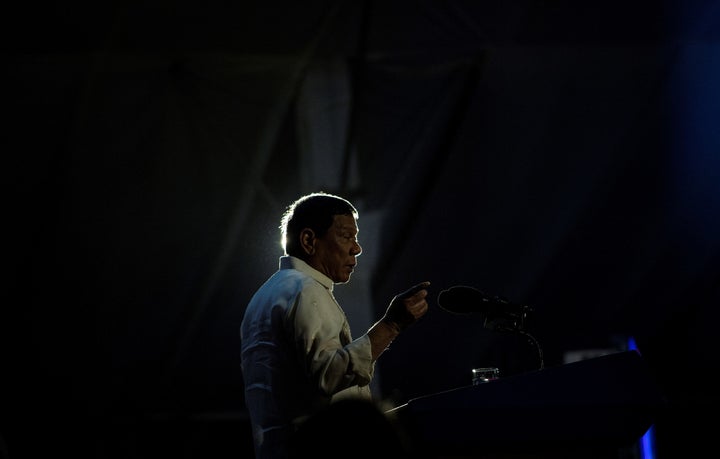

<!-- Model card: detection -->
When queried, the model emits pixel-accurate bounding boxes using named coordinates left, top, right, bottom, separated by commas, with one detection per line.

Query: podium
left=387, top=350, right=667, bottom=458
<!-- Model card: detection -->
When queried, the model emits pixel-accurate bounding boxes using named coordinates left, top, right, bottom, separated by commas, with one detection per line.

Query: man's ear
left=300, top=228, right=316, bottom=255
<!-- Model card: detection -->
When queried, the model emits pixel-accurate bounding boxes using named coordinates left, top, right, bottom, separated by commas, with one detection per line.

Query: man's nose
left=352, top=241, right=362, bottom=256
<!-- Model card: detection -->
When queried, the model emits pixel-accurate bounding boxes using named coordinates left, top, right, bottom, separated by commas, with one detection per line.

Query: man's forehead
left=333, top=214, right=359, bottom=231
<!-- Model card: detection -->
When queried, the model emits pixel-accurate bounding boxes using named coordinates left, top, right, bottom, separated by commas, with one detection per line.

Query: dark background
left=3, top=1, right=719, bottom=458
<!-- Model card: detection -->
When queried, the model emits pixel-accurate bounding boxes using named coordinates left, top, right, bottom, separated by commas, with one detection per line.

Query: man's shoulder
left=262, top=267, right=309, bottom=293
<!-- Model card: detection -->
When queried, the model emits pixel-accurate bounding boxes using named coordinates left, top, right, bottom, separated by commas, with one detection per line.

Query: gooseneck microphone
left=437, top=285, right=533, bottom=332
left=437, top=285, right=544, bottom=369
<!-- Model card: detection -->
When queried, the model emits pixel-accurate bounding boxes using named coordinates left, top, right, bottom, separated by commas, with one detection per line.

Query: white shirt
left=240, top=256, right=374, bottom=458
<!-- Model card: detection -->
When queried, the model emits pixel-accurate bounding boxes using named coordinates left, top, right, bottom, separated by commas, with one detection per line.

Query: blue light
left=640, top=425, right=656, bottom=459
left=627, top=335, right=638, bottom=352
left=627, top=336, right=655, bottom=459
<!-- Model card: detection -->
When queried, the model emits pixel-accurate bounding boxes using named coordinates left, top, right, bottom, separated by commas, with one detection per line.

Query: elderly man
left=241, top=191, right=430, bottom=458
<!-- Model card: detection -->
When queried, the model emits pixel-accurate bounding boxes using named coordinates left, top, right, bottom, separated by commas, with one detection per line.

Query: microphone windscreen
left=437, top=285, right=488, bottom=314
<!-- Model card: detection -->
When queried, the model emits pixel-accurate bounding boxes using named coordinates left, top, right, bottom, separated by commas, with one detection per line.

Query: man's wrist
left=368, top=319, right=401, bottom=360
left=380, top=317, right=402, bottom=334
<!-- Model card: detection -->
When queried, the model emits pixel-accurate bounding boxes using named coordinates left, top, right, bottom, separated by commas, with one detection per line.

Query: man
left=240, top=191, right=430, bottom=459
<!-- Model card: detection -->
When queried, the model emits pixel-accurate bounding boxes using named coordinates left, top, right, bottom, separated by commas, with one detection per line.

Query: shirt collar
left=279, top=255, right=334, bottom=292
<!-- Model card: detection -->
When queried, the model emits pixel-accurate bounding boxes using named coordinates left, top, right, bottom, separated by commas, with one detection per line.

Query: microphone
left=437, top=285, right=533, bottom=332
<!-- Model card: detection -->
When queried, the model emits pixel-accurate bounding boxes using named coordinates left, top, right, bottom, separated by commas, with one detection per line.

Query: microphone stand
left=519, top=329, right=544, bottom=370
left=485, top=315, right=544, bottom=371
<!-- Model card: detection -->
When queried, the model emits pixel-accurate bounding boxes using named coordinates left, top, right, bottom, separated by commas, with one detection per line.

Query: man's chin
left=335, top=274, right=352, bottom=284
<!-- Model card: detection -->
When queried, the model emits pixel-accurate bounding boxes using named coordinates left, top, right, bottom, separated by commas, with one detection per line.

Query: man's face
left=309, top=214, right=362, bottom=283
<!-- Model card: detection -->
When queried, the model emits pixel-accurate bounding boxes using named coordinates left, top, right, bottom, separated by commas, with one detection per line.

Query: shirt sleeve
left=288, top=281, right=375, bottom=396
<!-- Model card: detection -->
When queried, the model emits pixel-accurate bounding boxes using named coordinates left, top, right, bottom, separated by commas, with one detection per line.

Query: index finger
left=402, top=281, right=431, bottom=297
